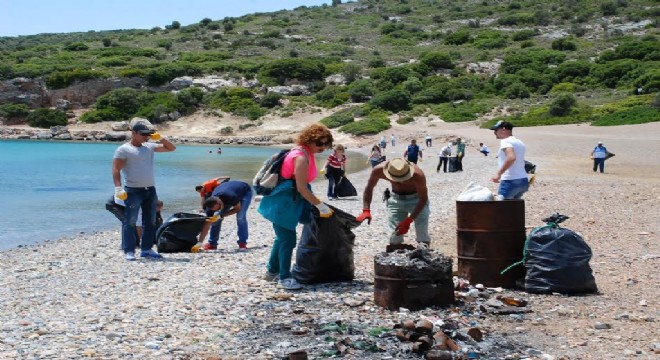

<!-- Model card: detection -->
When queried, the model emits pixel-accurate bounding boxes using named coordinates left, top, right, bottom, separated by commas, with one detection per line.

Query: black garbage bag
left=335, top=176, right=358, bottom=198
left=292, top=204, right=361, bottom=284
left=524, top=160, right=537, bottom=174
left=524, top=214, right=598, bottom=294
left=156, top=212, right=208, bottom=253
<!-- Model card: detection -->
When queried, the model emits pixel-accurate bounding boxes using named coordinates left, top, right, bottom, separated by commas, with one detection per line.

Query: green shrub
left=551, top=37, right=577, bottom=51
left=46, top=69, right=108, bottom=89
left=444, top=29, right=471, bottom=45
left=549, top=93, right=578, bottom=116
left=473, top=30, right=508, bottom=49
left=320, top=109, right=355, bottom=128
left=315, top=85, right=349, bottom=108
left=339, top=110, right=391, bottom=135
left=96, top=88, right=148, bottom=119
left=157, top=39, right=173, bottom=50
left=497, top=13, right=536, bottom=26
left=145, top=62, right=203, bottom=86
left=554, top=61, right=593, bottom=83
left=591, top=59, right=642, bottom=88
left=512, top=30, right=537, bottom=41
left=207, top=88, right=265, bottom=120
left=504, top=82, right=531, bottom=99
left=369, top=89, right=411, bottom=112
left=79, top=108, right=124, bottom=123
left=64, top=42, right=89, bottom=51
left=348, top=79, right=375, bottom=102
left=591, top=106, right=659, bottom=126
left=432, top=101, right=492, bottom=122
left=419, top=51, right=454, bottom=70
left=633, top=68, right=660, bottom=93
left=258, top=58, right=325, bottom=86
left=0, top=103, right=30, bottom=119
left=502, top=48, right=566, bottom=74
left=99, top=56, right=130, bottom=67
left=26, top=108, right=67, bottom=128
left=549, top=82, right=579, bottom=93
left=396, top=115, right=414, bottom=125
left=260, top=92, right=283, bottom=108
left=176, top=87, right=205, bottom=110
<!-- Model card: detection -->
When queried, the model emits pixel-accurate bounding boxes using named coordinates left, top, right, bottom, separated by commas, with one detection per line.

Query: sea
left=0, top=140, right=366, bottom=251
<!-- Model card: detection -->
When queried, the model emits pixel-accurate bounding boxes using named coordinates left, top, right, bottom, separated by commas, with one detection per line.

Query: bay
left=0, top=140, right=365, bottom=251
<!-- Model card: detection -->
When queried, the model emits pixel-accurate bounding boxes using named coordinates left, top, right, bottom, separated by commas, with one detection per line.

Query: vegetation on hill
left=0, top=0, right=658, bottom=131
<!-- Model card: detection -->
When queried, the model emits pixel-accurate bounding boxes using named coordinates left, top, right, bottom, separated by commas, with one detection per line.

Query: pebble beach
left=1, top=121, right=658, bottom=359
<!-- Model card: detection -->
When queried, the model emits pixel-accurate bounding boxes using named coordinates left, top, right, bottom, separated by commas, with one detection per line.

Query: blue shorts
left=498, top=178, right=529, bottom=199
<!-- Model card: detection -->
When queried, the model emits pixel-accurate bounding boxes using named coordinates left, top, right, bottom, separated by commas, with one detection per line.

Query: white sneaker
left=125, top=252, right=136, bottom=261
left=278, top=277, right=303, bottom=290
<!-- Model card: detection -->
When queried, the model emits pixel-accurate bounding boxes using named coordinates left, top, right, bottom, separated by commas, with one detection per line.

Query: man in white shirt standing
left=489, top=121, right=528, bottom=199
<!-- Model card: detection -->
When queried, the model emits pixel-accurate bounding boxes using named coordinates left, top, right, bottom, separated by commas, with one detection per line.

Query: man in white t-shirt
left=489, top=121, right=528, bottom=199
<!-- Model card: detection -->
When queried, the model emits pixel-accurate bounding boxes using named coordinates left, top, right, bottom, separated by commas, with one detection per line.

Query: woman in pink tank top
left=262, top=123, right=335, bottom=290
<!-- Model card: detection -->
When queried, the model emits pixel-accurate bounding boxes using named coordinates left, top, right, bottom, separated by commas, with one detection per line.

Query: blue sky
left=0, top=0, right=330, bottom=37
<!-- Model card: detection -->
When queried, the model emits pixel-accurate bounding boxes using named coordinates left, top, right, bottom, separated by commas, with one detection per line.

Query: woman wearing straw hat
left=356, top=158, right=430, bottom=245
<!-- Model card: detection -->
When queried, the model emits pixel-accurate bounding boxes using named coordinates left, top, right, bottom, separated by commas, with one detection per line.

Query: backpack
left=252, top=148, right=292, bottom=196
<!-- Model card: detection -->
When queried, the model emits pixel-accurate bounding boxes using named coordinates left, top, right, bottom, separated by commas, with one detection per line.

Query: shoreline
left=1, top=121, right=659, bottom=358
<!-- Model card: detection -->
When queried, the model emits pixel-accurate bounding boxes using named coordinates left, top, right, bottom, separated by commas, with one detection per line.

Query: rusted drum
left=456, top=200, right=526, bottom=288
left=373, top=250, right=454, bottom=311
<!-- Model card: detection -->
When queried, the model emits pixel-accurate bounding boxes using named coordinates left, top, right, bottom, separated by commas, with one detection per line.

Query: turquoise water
left=0, top=140, right=365, bottom=251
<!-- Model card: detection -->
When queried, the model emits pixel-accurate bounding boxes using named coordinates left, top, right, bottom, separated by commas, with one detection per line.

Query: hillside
left=0, top=0, right=658, bottom=136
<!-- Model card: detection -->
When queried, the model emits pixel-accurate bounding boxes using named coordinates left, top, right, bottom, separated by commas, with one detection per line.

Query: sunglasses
left=315, top=140, right=332, bottom=147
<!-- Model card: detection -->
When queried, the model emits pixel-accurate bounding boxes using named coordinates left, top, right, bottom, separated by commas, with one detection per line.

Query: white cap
left=597, top=141, right=603, bottom=145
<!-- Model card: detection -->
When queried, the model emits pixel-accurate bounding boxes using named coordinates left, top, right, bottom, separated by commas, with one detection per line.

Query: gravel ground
left=0, top=122, right=658, bottom=359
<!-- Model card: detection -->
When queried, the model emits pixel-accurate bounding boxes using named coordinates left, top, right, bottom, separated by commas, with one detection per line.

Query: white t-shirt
left=480, top=145, right=490, bottom=153
left=113, top=142, right=158, bottom=187
left=498, top=136, right=527, bottom=180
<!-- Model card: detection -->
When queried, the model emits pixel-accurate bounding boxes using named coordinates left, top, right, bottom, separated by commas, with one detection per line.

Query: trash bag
left=335, top=176, right=358, bottom=198
left=456, top=182, right=494, bottom=201
left=448, top=157, right=460, bottom=173
left=156, top=212, right=208, bottom=253
left=524, top=161, right=536, bottom=174
left=292, top=204, right=361, bottom=284
left=524, top=213, right=598, bottom=294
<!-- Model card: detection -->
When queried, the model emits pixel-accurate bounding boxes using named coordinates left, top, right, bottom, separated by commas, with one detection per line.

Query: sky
left=0, top=0, right=330, bottom=37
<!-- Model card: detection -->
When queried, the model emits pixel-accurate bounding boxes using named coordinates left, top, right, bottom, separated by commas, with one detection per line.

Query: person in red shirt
left=195, top=176, right=230, bottom=208
left=321, top=144, right=347, bottom=200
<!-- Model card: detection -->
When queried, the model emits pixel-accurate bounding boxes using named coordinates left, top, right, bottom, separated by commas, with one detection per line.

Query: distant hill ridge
left=0, top=0, right=658, bottom=132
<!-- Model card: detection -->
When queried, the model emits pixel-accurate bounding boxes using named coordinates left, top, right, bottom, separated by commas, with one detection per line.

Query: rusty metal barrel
left=456, top=200, right=526, bottom=288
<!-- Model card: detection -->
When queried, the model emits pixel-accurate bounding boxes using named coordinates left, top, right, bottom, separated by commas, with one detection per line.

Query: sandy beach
left=0, top=118, right=658, bottom=359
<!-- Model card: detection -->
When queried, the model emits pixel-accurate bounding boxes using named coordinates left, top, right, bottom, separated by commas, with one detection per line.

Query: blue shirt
left=209, top=180, right=251, bottom=210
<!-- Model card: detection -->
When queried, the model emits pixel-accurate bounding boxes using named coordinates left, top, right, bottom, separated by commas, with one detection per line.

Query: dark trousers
left=456, top=154, right=464, bottom=171
left=593, top=158, right=605, bottom=173
left=437, top=157, right=448, bottom=173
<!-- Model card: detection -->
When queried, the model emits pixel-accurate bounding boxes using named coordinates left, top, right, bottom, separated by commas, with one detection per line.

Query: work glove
left=149, top=132, right=162, bottom=141
left=319, top=168, right=326, bottom=175
left=114, top=186, right=127, bottom=201
left=191, top=242, right=203, bottom=253
left=356, top=209, right=372, bottom=225
left=315, top=202, right=333, bottom=218
left=206, top=212, right=222, bottom=223
left=395, top=217, right=414, bottom=235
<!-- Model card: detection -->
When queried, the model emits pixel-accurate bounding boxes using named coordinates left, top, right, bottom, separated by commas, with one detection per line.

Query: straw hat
left=383, top=158, right=414, bottom=182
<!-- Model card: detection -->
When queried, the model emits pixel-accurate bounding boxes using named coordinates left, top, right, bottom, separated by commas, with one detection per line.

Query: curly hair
left=296, top=123, right=333, bottom=147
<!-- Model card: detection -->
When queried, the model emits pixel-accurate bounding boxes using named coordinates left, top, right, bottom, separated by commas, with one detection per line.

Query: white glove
left=315, top=202, right=333, bottom=218
left=114, top=186, right=127, bottom=201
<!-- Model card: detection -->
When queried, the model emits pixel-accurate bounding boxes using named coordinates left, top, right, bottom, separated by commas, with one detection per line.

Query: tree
left=200, top=18, right=212, bottom=27
left=332, top=0, right=342, bottom=6
left=171, top=21, right=181, bottom=29
left=369, top=89, right=411, bottom=112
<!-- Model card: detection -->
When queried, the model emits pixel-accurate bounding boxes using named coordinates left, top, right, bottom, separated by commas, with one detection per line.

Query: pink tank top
left=281, top=146, right=316, bottom=182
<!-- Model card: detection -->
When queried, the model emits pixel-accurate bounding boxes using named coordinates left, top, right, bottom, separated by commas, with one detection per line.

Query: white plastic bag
left=456, top=182, right=494, bottom=201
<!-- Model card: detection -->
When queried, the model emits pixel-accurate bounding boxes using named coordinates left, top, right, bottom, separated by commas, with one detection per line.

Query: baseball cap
left=132, top=121, right=155, bottom=135
left=489, top=120, right=514, bottom=131
left=597, top=141, right=603, bottom=145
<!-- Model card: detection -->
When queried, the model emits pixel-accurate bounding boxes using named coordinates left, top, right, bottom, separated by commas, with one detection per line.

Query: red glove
left=356, top=209, right=372, bottom=225
left=396, top=217, right=413, bottom=235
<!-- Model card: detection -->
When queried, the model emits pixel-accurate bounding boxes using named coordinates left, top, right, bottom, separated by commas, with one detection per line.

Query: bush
left=136, top=92, right=185, bottom=122
left=419, top=52, right=454, bottom=70
left=258, top=58, right=325, bottom=85
left=502, top=48, right=567, bottom=74
left=444, top=29, right=471, bottom=45
left=551, top=37, right=577, bottom=51
left=348, top=79, right=375, bottom=102
left=64, top=42, right=89, bottom=51
left=473, top=30, right=508, bottom=49
left=339, top=110, right=390, bottom=135
left=549, top=93, right=578, bottom=116
left=549, top=82, right=580, bottom=93
left=432, top=101, right=492, bottom=122
left=512, top=30, right=537, bottom=41
left=633, top=68, right=660, bottom=93
left=260, top=92, right=283, bottom=108
left=96, top=88, right=147, bottom=119
left=145, top=62, right=203, bottom=86
left=0, top=103, right=30, bottom=119
left=320, top=109, right=355, bottom=128
left=554, top=61, right=593, bottom=83
left=592, top=106, right=659, bottom=126
left=26, top=108, right=68, bottom=128
left=46, top=69, right=108, bottom=89
left=369, top=89, right=411, bottom=112
left=79, top=108, right=124, bottom=123
left=591, top=59, right=642, bottom=88
left=315, top=85, right=349, bottom=108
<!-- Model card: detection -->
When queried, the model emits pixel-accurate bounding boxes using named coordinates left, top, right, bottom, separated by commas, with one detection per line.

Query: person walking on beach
left=591, top=141, right=610, bottom=173
left=479, top=143, right=490, bottom=156
left=112, top=119, right=176, bottom=261
left=369, top=145, right=383, bottom=168
left=425, top=134, right=432, bottom=147
left=489, top=120, right=528, bottom=199
left=404, top=139, right=422, bottom=164
left=456, top=138, right=465, bottom=171
left=195, top=176, right=230, bottom=208
left=198, top=180, right=253, bottom=251
left=321, top=144, right=347, bottom=200
left=356, top=158, right=430, bottom=246
left=380, top=136, right=387, bottom=150
left=391, top=134, right=396, bottom=147
left=437, top=143, right=451, bottom=173
left=258, top=124, right=334, bottom=290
